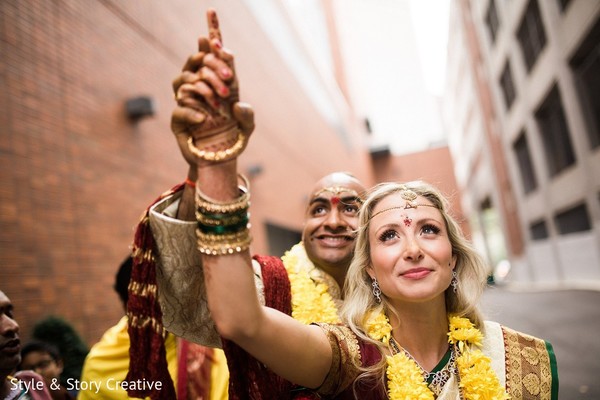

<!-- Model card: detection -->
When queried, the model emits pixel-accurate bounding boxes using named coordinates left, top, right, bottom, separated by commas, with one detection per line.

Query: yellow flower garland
left=281, top=243, right=340, bottom=324
left=366, top=313, right=509, bottom=400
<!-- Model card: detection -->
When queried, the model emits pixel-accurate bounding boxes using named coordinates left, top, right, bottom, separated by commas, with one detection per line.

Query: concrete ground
left=481, top=285, right=600, bottom=399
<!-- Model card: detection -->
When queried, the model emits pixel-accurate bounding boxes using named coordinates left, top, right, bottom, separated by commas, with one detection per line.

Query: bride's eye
left=379, top=229, right=399, bottom=242
left=421, top=224, right=441, bottom=235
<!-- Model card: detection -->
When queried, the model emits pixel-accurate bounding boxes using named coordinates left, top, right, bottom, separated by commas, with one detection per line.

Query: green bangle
left=197, top=217, right=249, bottom=234
left=202, top=209, right=248, bottom=220
left=196, top=209, right=249, bottom=225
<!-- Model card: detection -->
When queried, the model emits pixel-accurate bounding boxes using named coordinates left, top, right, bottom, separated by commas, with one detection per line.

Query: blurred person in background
left=1, top=290, right=52, bottom=400
left=78, top=255, right=224, bottom=399
left=19, top=341, right=73, bottom=399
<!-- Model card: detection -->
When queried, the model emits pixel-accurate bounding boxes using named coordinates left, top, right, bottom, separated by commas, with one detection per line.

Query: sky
left=409, top=0, right=451, bottom=96
left=277, top=0, right=452, bottom=154
left=333, top=0, right=452, bottom=154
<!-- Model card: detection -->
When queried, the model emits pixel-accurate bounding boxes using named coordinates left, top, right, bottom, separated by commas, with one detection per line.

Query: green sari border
left=426, top=347, right=452, bottom=384
left=545, top=341, right=559, bottom=400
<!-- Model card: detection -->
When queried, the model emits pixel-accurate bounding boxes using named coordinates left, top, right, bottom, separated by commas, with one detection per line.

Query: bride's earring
left=372, top=278, right=382, bottom=303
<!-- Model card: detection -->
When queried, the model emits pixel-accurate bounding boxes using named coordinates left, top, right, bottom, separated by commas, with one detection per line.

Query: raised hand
left=171, top=9, right=254, bottom=168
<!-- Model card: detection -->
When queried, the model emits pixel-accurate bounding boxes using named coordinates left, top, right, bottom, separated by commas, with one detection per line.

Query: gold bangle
left=196, top=228, right=251, bottom=243
left=195, top=174, right=250, bottom=214
left=197, top=232, right=253, bottom=255
left=187, top=129, right=247, bottom=162
left=196, top=191, right=249, bottom=214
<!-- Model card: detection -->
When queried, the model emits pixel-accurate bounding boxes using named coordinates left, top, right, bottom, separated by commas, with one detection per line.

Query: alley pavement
left=481, top=285, right=600, bottom=399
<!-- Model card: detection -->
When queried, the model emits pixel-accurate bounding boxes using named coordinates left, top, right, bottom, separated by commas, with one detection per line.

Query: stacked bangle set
left=195, top=174, right=252, bottom=255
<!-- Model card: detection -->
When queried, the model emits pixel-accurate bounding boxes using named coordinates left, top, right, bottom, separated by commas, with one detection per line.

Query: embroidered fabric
left=149, top=192, right=265, bottom=348
left=482, top=321, right=506, bottom=386
left=502, top=325, right=556, bottom=400
left=310, top=321, right=556, bottom=400
left=313, top=323, right=362, bottom=396
left=310, top=323, right=385, bottom=399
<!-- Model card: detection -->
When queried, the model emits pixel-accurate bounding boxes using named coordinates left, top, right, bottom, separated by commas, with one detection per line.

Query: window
left=557, top=0, right=572, bottom=12
left=554, top=203, right=591, bottom=234
left=517, top=0, right=547, bottom=72
left=535, top=85, right=576, bottom=176
left=513, top=131, right=537, bottom=193
left=570, top=19, right=600, bottom=149
left=479, top=197, right=508, bottom=267
left=485, top=0, right=500, bottom=44
left=529, top=220, right=549, bottom=240
left=265, top=223, right=301, bottom=258
left=499, top=61, right=516, bottom=109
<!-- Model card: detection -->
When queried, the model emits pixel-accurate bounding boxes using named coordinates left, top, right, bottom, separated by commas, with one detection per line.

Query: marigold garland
left=366, top=313, right=509, bottom=400
left=281, top=243, right=340, bottom=324
left=364, top=311, right=392, bottom=344
left=386, top=351, right=433, bottom=400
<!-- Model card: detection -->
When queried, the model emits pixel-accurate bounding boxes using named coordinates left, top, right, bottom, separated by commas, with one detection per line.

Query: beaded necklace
left=389, top=337, right=457, bottom=397
left=366, top=313, right=509, bottom=400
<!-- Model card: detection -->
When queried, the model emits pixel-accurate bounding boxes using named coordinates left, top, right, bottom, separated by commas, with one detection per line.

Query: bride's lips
left=400, top=268, right=431, bottom=279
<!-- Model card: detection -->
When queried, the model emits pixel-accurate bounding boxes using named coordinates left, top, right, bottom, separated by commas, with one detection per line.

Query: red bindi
left=331, top=196, right=341, bottom=205
left=403, top=216, right=412, bottom=227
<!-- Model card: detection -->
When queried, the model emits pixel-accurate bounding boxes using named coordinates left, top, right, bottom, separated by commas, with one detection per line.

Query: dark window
left=265, top=223, right=301, bottom=258
left=480, top=197, right=492, bottom=210
left=499, top=61, right=516, bottom=109
left=554, top=203, right=591, bottom=234
left=485, top=0, right=500, bottom=44
left=557, top=0, right=572, bottom=12
left=513, top=132, right=538, bottom=193
left=535, top=85, right=576, bottom=176
left=570, top=19, right=600, bottom=149
left=517, top=0, right=547, bottom=72
left=529, top=220, right=549, bottom=240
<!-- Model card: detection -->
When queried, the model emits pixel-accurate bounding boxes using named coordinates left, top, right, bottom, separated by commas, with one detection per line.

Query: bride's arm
left=197, top=160, right=332, bottom=388
left=175, top=8, right=334, bottom=388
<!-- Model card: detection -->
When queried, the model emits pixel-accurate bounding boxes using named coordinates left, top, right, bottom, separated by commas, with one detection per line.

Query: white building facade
left=444, top=0, right=600, bottom=287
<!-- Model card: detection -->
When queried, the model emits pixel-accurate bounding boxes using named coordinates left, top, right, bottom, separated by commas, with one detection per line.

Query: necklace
left=389, top=337, right=457, bottom=397
left=365, top=313, right=509, bottom=400
left=281, top=242, right=340, bottom=324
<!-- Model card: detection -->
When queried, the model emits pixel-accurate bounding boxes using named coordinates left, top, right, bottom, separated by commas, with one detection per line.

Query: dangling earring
left=451, top=270, right=459, bottom=293
left=372, top=278, right=382, bottom=303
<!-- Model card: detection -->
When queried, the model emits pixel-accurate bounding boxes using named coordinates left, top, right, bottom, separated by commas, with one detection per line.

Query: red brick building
left=0, top=0, right=462, bottom=346
left=0, top=0, right=373, bottom=344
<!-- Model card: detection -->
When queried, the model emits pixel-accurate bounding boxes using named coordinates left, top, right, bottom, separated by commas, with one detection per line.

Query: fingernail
left=214, top=40, right=222, bottom=49
left=220, top=86, right=229, bottom=96
left=221, top=68, right=231, bottom=78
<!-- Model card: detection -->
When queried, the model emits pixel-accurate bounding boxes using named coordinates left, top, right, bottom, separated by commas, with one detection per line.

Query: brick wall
left=0, top=0, right=373, bottom=345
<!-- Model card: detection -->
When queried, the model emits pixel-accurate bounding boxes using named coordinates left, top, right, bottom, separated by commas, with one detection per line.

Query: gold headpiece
left=369, top=186, right=438, bottom=220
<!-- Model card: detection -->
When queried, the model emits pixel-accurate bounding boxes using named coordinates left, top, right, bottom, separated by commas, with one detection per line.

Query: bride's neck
left=389, top=303, right=450, bottom=371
